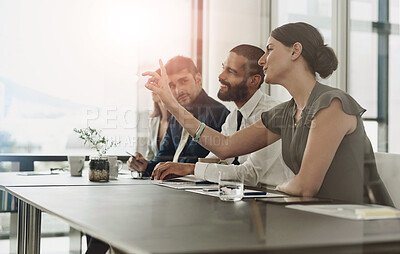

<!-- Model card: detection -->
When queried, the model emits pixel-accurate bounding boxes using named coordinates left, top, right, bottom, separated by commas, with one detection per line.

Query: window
left=0, top=0, right=193, bottom=156
left=270, top=0, right=334, bottom=102
left=348, top=0, right=400, bottom=152
left=388, top=0, right=400, bottom=153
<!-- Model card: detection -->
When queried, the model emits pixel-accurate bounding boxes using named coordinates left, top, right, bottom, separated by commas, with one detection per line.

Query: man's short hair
left=230, top=44, right=265, bottom=87
left=165, top=56, right=199, bottom=77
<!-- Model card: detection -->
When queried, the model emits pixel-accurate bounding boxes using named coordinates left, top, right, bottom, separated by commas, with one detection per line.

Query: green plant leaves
left=73, top=127, right=120, bottom=156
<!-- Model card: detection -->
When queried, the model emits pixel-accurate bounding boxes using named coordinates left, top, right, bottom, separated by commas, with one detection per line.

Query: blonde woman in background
left=146, top=78, right=172, bottom=160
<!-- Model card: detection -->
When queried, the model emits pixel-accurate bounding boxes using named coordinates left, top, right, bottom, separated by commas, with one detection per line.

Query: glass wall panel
left=389, top=0, right=400, bottom=24
left=364, top=121, right=378, bottom=150
left=388, top=0, right=400, bottom=153
left=0, top=0, right=192, bottom=155
left=349, top=0, right=399, bottom=152
left=348, top=0, right=380, bottom=151
left=271, top=0, right=333, bottom=102
left=348, top=31, right=378, bottom=119
left=351, top=0, right=378, bottom=21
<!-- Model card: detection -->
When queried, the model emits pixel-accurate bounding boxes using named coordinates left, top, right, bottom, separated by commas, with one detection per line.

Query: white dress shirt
left=194, top=89, right=294, bottom=186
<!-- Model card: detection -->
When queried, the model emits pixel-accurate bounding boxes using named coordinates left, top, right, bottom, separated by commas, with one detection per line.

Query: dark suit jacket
left=145, top=89, right=229, bottom=175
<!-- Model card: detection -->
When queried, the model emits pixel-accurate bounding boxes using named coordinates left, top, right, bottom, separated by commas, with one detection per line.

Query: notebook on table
left=286, top=204, right=400, bottom=220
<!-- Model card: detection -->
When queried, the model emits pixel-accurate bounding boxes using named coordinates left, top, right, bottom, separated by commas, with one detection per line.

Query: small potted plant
left=73, top=127, right=120, bottom=182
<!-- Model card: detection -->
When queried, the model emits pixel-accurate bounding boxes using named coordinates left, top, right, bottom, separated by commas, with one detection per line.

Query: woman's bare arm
left=195, top=119, right=280, bottom=160
left=143, top=60, right=280, bottom=159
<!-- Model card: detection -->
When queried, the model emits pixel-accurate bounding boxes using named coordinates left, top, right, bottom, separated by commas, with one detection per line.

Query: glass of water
left=130, top=170, right=143, bottom=179
left=218, top=171, right=244, bottom=201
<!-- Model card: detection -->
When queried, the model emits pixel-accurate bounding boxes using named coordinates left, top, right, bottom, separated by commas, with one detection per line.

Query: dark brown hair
left=164, top=56, right=199, bottom=77
left=271, top=22, right=338, bottom=79
left=230, top=44, right=265, bottom=87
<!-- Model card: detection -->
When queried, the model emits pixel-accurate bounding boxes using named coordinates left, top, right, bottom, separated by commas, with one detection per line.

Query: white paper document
left=186, top=188, right=288, bottom=198
left=152, top=176, right=218, bottom=190
left=287, top=204, right=400, bottom=220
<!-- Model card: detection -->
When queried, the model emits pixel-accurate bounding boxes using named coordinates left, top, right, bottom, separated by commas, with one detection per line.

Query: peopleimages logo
left=106, top=135, right=138, bottom=147
left=85, top=106, right=139, bottom=129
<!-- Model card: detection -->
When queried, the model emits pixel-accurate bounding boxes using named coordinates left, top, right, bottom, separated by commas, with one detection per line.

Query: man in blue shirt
left=128, top=56, right=229, bottom=177
left=86, top=56, right=229, bottom=254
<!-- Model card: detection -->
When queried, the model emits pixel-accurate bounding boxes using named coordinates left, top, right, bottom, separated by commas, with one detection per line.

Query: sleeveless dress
left=261, top=82, right=393, bottom=205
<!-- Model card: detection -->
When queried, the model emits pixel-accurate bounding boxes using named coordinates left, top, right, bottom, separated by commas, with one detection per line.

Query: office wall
left=202, top=0, right=268, bottom=110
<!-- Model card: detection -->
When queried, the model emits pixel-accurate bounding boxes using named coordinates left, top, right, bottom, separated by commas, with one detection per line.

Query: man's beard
left=217, top=77, right=249, bottom=102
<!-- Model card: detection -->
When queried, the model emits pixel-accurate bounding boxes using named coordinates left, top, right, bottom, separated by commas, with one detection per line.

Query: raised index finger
left=159, top=59, right=166, bottom=77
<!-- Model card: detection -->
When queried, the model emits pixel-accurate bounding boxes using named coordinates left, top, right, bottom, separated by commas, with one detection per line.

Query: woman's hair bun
left=314, top=45, right=338, bottom=79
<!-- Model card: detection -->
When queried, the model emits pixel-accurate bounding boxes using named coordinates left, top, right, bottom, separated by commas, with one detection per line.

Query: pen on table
left=126, top=151, right=145, bottom=166
left=195, top=181, right=214, bottom=185
left=126, top=151, right=136, bottom=159
left=244, top=191, right=267, bottom=196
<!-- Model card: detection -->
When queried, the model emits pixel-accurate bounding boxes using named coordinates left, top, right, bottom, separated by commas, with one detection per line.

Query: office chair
left=374, top=152, right=400, bottom=208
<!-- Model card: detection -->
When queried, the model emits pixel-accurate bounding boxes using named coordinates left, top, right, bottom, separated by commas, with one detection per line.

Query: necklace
left=294, top=107, right=303, bottom=128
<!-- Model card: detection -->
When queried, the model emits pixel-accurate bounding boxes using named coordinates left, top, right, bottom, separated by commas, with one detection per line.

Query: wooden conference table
left=3, top=174, right=400, bottom=254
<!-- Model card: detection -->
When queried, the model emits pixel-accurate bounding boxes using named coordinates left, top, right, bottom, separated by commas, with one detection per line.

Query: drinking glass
left=218, top=171, right=244, bottom=201
left=131, top=170, right=143, bottom=179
